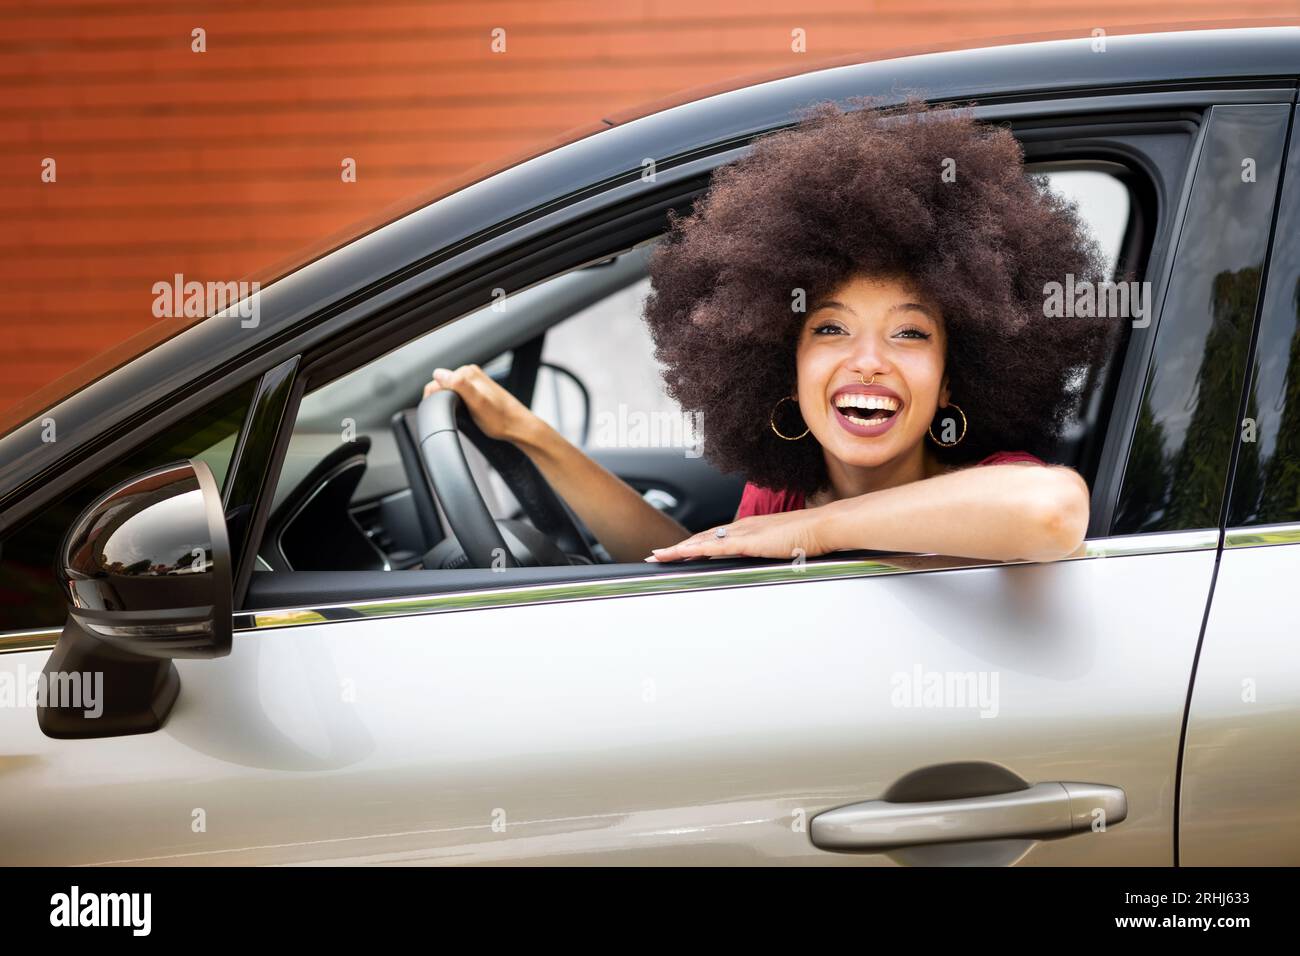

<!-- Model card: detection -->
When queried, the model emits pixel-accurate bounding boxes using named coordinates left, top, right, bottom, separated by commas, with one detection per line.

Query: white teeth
left=834, top=393, right=900, bottom=411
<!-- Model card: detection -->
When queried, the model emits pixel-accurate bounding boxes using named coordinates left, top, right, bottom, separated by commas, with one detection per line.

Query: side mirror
left=39, top=459, right=232, bottom=739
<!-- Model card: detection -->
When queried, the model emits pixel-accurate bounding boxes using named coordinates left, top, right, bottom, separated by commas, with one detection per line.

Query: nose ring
left=858, top=372, right=879, bottom=387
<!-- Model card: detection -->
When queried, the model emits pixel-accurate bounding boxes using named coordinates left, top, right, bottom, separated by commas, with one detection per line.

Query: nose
left=848, top=329, right=892, bottom=382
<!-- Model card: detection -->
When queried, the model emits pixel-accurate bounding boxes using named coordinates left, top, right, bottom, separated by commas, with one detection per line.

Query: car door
left=1180, top=104, right=1300, bottom=866
left=0, top=95, right=1287, bottom=866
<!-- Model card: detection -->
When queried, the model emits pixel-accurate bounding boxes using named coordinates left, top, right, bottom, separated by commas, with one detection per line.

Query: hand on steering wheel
left=413, top=374, right=596, bottom=570
left=423, top=365, right=535, bottom=444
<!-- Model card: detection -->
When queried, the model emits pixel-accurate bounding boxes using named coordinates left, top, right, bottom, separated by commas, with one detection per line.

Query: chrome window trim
left=1080, top=528, right=1219, bottom=557
left=0, top=627, right=62, bottom=655
left=236, top=528, right=1219, bottom=633
left=1224, top=522, right=1300, bottom=549
left=0, top=528, right=1220, bottom=653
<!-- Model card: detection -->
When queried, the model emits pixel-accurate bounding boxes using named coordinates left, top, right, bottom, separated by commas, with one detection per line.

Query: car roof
left=2, top=24, right=1298, bottom=476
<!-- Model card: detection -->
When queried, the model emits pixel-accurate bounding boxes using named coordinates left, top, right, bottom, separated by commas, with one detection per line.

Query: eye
left=811, top=322, right=845, bottom=335
left=896, top=327, right=932, bottom=340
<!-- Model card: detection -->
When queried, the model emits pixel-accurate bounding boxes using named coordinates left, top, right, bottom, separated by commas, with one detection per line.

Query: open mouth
left=833, top=393, right=901, bottom=427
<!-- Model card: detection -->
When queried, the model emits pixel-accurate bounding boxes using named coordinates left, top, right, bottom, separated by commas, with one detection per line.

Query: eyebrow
left=809, top=300, right=939, bottom=321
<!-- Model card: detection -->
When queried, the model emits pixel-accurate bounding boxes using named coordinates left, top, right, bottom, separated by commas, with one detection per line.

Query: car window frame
left=1109, top=102, right=1296, bottom=536
left=1222, top=103, right=1300, bottom=540
left=234, top=95, right=1238, bottom=617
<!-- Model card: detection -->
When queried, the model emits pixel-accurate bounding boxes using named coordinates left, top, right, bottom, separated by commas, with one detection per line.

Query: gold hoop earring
left=928, top=402, right=967, bottom=447
left=770, top=395, right=810, bottom=440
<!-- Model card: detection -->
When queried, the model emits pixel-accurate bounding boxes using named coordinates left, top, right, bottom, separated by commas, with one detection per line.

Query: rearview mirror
left=39, top=459, right=232, bottom=739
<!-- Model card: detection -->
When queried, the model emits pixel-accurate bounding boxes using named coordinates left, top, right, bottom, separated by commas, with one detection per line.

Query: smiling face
left=795, top=273, right=949, bottom=483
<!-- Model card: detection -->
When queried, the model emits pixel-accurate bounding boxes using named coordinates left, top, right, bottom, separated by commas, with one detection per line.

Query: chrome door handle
left=810, top=782, right=1127, bottom=851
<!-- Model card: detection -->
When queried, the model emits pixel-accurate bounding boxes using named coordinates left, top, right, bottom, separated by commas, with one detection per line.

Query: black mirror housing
left=58, top=459, right=232, bottom=659
left=39, top=459, right=232, bottom=739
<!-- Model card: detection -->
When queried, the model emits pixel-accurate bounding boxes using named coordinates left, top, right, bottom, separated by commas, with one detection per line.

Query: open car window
left=255, top=159, right=1141, bottom=579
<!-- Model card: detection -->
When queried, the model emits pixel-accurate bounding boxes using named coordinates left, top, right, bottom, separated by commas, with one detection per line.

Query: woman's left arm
left=814, top=462, right=1090, bottom=562
left=648, top=463, right=1090, bottom=564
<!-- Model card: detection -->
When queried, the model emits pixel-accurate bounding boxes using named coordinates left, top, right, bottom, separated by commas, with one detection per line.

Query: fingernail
left=433, top=368, right=448, bottom=380
left=643, top=555, right=658, bottom=562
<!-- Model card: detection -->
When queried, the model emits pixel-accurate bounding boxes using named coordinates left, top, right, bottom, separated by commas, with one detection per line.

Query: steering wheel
left=413, top=389, right=596, bottom=568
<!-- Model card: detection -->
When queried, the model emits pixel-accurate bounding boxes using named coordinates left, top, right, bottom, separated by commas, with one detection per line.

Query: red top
left=734, top=450, right=1046, bottom=519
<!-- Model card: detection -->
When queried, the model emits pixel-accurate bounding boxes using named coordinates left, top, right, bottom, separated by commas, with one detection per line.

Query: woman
left=424, top=98, right=1118, bottom=565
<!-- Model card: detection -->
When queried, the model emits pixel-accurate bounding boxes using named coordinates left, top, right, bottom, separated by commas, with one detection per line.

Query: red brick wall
left=2, top=0, right=1296, bottom=415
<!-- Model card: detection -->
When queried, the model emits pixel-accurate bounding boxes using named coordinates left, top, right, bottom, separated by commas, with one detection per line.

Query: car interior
left=243, top=161, right=1144, bottom=606
left=255, top=241, right=744, bottom=571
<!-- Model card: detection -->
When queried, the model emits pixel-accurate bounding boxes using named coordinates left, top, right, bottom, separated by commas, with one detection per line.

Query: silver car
left=1, top=26, right=1298, bottom=866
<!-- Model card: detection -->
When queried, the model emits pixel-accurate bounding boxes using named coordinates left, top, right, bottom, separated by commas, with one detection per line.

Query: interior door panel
left=587, top=447, right=746, bottom=531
